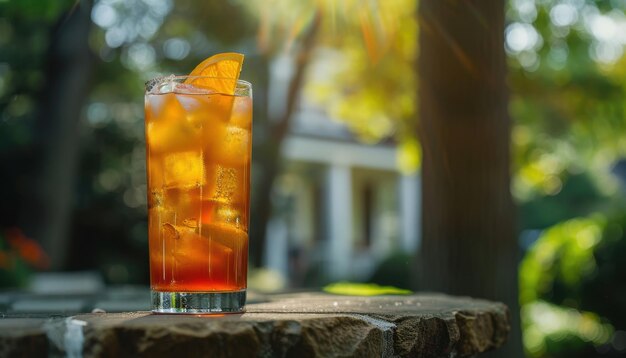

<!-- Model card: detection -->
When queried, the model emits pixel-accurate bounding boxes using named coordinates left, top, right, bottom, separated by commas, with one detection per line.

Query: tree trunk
left=417, top=1, right=521, bottom=356
left=21, top=0, right=95, bottom=269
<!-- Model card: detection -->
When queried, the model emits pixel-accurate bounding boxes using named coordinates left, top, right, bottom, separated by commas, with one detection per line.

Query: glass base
left=151, top=290, right=246, bottom=314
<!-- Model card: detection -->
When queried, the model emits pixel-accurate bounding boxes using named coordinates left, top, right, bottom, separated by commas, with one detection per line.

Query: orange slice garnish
left=185, top=52, right=244, bottom=95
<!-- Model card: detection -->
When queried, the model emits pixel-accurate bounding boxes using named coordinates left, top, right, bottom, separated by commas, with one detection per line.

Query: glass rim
left=146, top=75, right=251, bottom=88
left=145, top=76, right=251, bottom=96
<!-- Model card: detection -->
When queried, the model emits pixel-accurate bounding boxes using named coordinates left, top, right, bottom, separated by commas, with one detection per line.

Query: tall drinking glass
left=145, top=76, right=252, bottom=313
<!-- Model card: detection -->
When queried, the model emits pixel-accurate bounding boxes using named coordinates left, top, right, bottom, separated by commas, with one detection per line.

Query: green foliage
left=0, top=0, right=76, bottom=21
left=241, top=0, right=419, bottom=169
left=0, top=0, right=78, bottom=228
left=510, top=3, right=626, bottom=352
left=520, top=215, right=607, bottom=306
left=522, top=300, right=613, bottom=357
left=367, top=251, right=413, bottom=290
left=324, top=281, right=412, bottom=296
left=520, top=212, right=626, bottom=356
left=308, top=0, right=418, bottom=169
left=518, top=173, right=607, bottom=229
left=581, top=214, right=626, bottom=329
left=508, top=0, right=626, bottom=203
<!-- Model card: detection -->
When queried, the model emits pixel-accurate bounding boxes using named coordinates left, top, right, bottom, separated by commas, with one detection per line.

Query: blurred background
left=1, top=0, right=626, bottom=356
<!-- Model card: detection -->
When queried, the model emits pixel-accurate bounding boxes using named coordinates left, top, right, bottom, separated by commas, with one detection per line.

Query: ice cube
left=164, top=151, right=205, bottom=188
left=177, top=95, right=208, bottom=113
left=207, top=94, right=235, bottom=123
left=178, top=93, right=235, bottom=132
left=162, top=223, right=180, bottom=241
left=201, top=200, right=244, bottom=229
left=173, top=83, right=213, bottom=95
left=147, top=75, right=176, bottom=95
left=161, top=223, right=201, bottom=268
left=201, top=222, right=247, bottom=252
left=147, top=155, right=165, bottom=190
left=224, top=125, right=249, bottom=158
left=146, top=93, right=182, bottom=123
left=145, top=94, right=163, bottom=116
left=230, top=96, right=252, bottom=129
left=146, top=93, right=203, bottom=153
left=182, top=217, right=198, bottom=228
left=159, top=186, right=204, bottom=229
left=174, top=225, right=234, bottom=264
left=161, top=222, right=180, bottom=261
left=207, top=126, right=250, bottom=167
left=149, top=199, right=176, bottom=228
left=148, top=189, right=164, bottom=209
left=175, top=94, right=213, bottom=131
left=213, top=204, right=242, bottom=227
left=162, top=223, right=198, bottom=251
left=211, top=165, right=239, bottom=202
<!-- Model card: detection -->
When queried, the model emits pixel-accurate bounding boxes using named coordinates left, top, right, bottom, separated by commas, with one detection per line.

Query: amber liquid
left=145, top=91, right=251, bottom=292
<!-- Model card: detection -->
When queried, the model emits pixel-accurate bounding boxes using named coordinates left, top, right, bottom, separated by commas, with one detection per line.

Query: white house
left=263, top=54, right=421, bottom=285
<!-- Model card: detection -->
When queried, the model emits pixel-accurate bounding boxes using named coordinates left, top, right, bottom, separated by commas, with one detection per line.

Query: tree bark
left=417, top=1, right=521, bottom=356
left=21, top=0, right=95, bottom=269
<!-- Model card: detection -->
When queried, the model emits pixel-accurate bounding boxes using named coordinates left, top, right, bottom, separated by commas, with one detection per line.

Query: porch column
left=399, top=173, right=421, bottom=253
left=326, top=164, right=353, bottom=280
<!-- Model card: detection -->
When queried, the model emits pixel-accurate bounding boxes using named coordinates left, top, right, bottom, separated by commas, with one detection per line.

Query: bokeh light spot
left=125, top=43, right=156, bottom=71
left=506, top=22, right=541, bottom=53
left=91, top=3, right=118, bottom=29
left=87, top=102, right=111, bottom=127
left=105, top=27, right=126, bottom=48
left=550, top=4, right=578, bottom=27
left=163, top=38, right=190, bottom=60
left=98, top=169, right=122, bottom=192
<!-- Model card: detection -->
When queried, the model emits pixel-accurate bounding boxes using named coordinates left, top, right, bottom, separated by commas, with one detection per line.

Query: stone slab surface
left=0, top=293, right=509, bottom=357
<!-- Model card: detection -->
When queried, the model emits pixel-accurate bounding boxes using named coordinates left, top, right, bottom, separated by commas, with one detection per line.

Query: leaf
left=323, top=281, right=412, bottom=296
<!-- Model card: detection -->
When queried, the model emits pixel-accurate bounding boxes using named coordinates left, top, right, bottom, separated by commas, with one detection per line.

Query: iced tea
left=145, top=77, right=251, bottom=312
